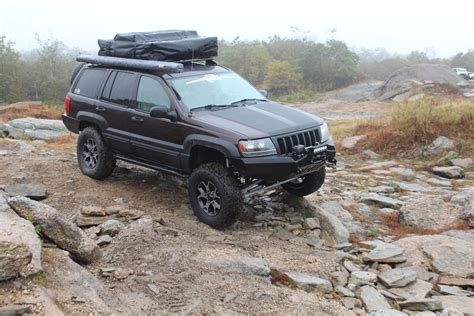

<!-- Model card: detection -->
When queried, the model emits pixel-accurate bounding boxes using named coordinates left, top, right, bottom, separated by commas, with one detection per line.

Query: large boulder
left=376, top=64, right=469, bottom=101
left=423, top=136, right=456, bottom=157
left=8, top=196, right=101, bottom=263
left=6, top=117, right=68, bottom=140
left=0, top=194, right=42, bottom=277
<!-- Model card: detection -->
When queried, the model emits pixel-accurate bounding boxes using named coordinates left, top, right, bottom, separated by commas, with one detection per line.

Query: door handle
left=131, top=116, right=144, bottom=122
left=95, top=106, right=106, bottom=112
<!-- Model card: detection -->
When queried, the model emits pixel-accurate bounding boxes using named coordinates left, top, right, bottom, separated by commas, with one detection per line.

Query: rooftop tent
left=98, top=30, right=218, bottom=62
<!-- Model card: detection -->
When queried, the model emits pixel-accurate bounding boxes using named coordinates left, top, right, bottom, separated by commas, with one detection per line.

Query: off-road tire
left=282, top=167, right=326, bottom=197
left=188, top=163, right=243, bottom=229
left=70, top=62, right=86, bottom=85
left=77, top=126, right=116, bottom=180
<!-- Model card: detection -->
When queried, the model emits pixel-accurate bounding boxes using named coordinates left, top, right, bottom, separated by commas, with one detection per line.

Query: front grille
left=276, top=128, right=320, bottom=154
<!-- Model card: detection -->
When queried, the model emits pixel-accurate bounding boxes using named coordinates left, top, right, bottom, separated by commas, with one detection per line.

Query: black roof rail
left=76, top=55, right=183, bottom=73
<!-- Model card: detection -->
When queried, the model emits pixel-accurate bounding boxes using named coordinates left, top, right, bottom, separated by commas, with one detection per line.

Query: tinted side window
left=101, top=71, right=117, bottom=101
left=136, top=76, right=171, bottom=112
left=109, top=72, right=136, bottom=107
left=73, top=68, right=106, bottom=98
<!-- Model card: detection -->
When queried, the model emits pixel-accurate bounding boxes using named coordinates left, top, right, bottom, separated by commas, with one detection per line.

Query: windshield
left=169, top=72, right=266, bottom=111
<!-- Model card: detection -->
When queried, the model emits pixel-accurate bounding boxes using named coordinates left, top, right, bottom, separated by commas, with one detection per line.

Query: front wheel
left=282, top=167, right=326, bottom=197
left=188, top=163, right=243, bottom=229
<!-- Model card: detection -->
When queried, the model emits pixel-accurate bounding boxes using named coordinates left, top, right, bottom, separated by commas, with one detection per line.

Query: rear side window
left=101, top=71, right=117, bottom=101
left=73, top=68, right=107, bottom=98
left=136, top=76, right=171, bottom=112
left=108, top=72, right=136, bottom=107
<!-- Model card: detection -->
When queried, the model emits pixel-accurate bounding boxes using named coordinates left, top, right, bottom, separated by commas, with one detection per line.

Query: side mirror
left=259, top=89, right=268, bottom=97
left=149, top=107, right=177, bottom=121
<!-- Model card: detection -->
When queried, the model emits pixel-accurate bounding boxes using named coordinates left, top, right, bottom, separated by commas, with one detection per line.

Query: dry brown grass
left=0, top=103, right=63, bottom=122
left=354, top=97, right=474, bottom=157
left=44, top=134, right=77, bottom=152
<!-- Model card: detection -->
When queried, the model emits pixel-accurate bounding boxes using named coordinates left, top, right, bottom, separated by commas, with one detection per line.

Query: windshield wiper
left=231, top=98, right=269, bottom=105
left=190, top=104, right=238, bottom=112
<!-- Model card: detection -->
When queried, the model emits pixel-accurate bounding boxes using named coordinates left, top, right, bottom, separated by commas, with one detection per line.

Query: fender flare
left=76, top=111, right=109, bottom=132
left=182, top=135, right=240, bottom=173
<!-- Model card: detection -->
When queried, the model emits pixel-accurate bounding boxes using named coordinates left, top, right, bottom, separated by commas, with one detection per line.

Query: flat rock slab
left=399, top=197, right=461, bottom=230
left=358, top=285, right=391, bottom=312
left=350, top=271, right=378, bottom=287
left=388, top=279, right=433, bottom=301
left=378, top=267, right=418, bottom=288
left=8, top=196, right=101, bottom=264
left=359, top=193, right=403, bottom=210
left=358, top=161, right=398, bottom=172
left=284, top=271, right=333, bottom=293
left=312, top=206, right=350, bottom=244
left=4, top=184, right=48, bottom=200
left=433, top=295, right=474, bottom=314
left=398, top=299, right=442, bottom=311
left=363, top=243, right=407, bottom=263
left=389, top=167, right=415, bottom=178
left=422, top=236, right=474, bottom=278
left=0, top=305, right=31, bottom=315
left=438, top=277, right=474, bottom=287
left=199, top=256, right=270, bottom=277
left=367, top=310, right=407, bottom=316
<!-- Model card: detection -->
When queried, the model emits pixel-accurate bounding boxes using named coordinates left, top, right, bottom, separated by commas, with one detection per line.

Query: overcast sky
left=1, top=0, right=473, bottom=57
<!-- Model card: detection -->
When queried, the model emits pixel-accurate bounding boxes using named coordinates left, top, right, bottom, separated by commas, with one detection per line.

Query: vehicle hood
left=192, top=102, right=324, bottom=139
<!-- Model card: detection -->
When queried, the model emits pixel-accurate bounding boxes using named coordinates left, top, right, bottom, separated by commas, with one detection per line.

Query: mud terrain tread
left=188, top=163, right=243, bottom=229
left=282, top=167, right=326, bottom=197
left=77, top=126, right=116, bottom=180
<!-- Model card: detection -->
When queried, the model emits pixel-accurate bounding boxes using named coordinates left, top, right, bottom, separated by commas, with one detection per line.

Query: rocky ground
left=0, top=103, right=473, bottom=315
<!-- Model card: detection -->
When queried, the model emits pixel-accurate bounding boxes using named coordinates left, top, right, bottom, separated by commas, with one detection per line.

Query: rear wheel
left=188, top=163, right=243, bottom=229
left=77, top=127, right=116, bottom=180
left=282, top=167, right=326, bottom=197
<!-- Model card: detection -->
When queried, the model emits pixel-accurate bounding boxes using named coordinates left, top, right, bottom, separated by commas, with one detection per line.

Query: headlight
left=238, top=138, right=277, bottom=157
left=320, top=123, right=330, bottom=142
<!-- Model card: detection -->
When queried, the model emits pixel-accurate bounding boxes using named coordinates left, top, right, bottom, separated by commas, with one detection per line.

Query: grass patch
left=0, top=102, right=62, bottom=121
left=273, top=90, right=323, bottom=103
left=328, top=120, right=360, bottom=146
left=354, top=97, right=474, bottom=157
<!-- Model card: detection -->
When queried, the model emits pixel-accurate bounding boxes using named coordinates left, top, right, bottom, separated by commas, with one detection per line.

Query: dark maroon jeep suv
left=63, top=57, right=336, bottom=229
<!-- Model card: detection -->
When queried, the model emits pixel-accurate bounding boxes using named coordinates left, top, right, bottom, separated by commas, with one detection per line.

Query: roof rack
left=76, top=55, right=183, bottom=73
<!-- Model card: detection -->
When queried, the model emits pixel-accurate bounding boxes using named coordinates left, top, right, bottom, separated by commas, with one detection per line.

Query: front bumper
left=229, top=141, right=336, bottom=181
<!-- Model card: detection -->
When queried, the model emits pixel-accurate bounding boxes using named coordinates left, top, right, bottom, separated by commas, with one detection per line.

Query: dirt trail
left=0, top=139, right=349, bottom=314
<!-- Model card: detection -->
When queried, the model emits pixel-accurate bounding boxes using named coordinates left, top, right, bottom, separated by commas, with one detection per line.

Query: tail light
left=64, top=96, right=71, bottom=115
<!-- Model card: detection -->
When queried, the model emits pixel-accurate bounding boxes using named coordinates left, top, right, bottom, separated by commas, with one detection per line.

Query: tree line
left=1, top=34, right=473, bottom=104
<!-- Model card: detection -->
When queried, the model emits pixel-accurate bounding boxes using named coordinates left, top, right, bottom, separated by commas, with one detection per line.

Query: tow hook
left=327, top=159, right=337, bottom=169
